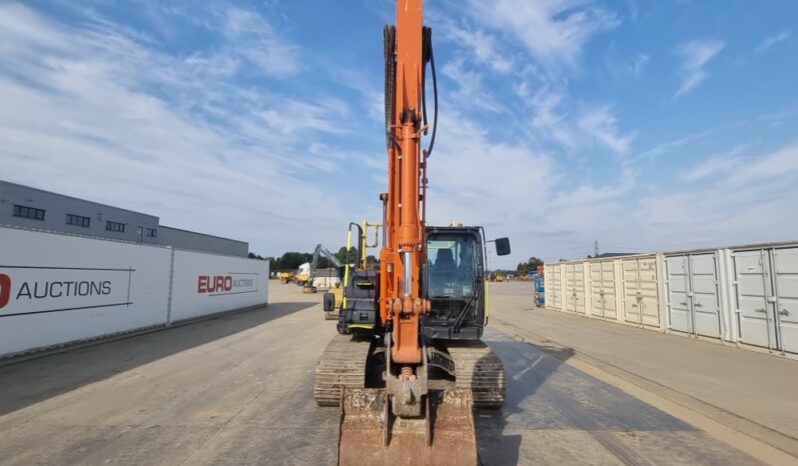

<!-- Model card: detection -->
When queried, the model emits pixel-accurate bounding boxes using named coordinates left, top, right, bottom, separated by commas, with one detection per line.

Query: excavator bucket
left=338, top=388, right=478, bottom=466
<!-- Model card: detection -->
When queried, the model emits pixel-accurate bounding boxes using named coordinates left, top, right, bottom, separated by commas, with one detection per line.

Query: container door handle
left=780, top=309, right=791, bottom=316
left=754, top=308, right=767, bottom=313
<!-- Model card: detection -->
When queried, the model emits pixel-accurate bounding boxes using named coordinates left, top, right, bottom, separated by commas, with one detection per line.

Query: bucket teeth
left=338, top=388, right=478, bottom=466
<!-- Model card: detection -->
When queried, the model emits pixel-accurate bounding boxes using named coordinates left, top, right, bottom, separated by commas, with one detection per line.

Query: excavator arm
left=310, top=243, right=343, bottom=271
left=378, top=0, right=432, bottom=417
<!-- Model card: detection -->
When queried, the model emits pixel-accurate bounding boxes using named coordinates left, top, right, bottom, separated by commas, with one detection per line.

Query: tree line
left=490, top=256, right=544, bottom=276
left=249, top=247, right=376, bottom=272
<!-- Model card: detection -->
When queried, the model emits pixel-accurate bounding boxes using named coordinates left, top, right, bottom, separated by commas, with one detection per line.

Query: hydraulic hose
left=384, top=25, right=396, bottom=151
left=423, top=27, right=438, bottom=159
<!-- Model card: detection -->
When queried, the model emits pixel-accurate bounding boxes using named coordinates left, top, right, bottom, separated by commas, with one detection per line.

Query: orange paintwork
left=380, top=0, right=429, bottom=365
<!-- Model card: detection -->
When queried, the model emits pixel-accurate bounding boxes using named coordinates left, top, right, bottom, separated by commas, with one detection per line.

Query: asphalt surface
left=0, top=282, right=768, bottom=465
left=489, top=281, right=798, bottom=461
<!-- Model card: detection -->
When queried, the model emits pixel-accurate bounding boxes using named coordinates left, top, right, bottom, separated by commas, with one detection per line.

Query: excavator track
left=448, top=341, right=506, bottom=409
left=314, top=334, right=372, bottom=406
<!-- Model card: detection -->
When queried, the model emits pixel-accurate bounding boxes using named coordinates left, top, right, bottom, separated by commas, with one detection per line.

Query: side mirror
left=323, top=293, right=336, bottom=312
left=495, top=237, right=511, bottom=256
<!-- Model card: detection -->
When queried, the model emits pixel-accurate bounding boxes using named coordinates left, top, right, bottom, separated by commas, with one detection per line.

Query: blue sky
left=1, top=1, right=797, bottom=268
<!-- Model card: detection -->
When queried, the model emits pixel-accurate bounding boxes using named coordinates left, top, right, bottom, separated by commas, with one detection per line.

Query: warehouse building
left=0, top=180, right=248, bottom=257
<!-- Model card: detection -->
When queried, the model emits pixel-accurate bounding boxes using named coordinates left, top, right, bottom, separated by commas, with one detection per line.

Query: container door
left=666, top=255, right=692, bottom=333
left=566, top=264, right=574, bottom=312
left=589, top=262, right=604, bottom=317
left=638, top=257, right=660, bottom=327
left=547, top=265, right=562, bottom=310
left=601, top=260, right=618, bottom=319
left=622, top=258, right=642, bottom=324
left=557, top=265, right=564, bottom=310
left=774, top=247, right=798, bottom=354
left=690, top=253, right=722, bottom=338
left=566, top=264, right=586, bottom=313
left=734, top=250, right=776, bottom=349
left=575, top=264, right=586, bottom=314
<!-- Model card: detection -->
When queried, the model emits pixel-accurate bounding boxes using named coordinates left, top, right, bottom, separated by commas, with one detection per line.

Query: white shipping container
left=731, top=245, right=798, bottom=354
left=542, top=240, right=798, bottom=359
left=665, top=252, right=723, bottom=338
left=170, top=250, right=269, bottom=322
left=0, top=226, right=171, bottom=356
left=565, top=262, right=587, bottom=314
left=589, top=260, right=618, bottom=320
left=544, top=263, right=564, bottom=310
left=620, top=255, right=662, bottom=329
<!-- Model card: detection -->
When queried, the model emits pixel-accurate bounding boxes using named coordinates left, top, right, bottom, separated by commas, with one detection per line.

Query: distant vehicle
left=278, top=271, right=295, bottom=284
left=533, top=271, right=545, bottom=307
left=294, top=262, right=312, bottom=286
left=300, top=244, right=344, bottom=293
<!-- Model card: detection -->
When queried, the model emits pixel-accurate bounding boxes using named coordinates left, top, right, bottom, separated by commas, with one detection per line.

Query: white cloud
left=465, top=0, right=620, bottom=72
left=724, top=142, right=798, bottom=185
left=630, top=118, right=751, bottom=163
left=435, top=1, right=630, bottom=159
left=541, top=142, right=798, bottom=259
left=439, top=22, right=514, bottom=73
left=754, top=30, right=790, bottom=54
left=636, top=142, right=798, bottom=250
left=326, top=68, right=384, bottom=123
left=255, top=98, right=351, bottom=138
left=441, top=57, right=505, bottom=113
left=0, top=3, right=349, bottom=255
left=515, top=82, right=576, bottom=149
left=552, top=168, right=636, bottom=207
left=674, top=39, right=725, bottom=97
left=221, top=6, right=301, bottom=77
left=631, top=53, right=649, bottom=77
left=422, top=111, right=558, bottom=267
left=578, top=106, right=636, bottom=154
left=679, top=145, right=747, bottom=182
left=514, top=84, right=635, bottom=155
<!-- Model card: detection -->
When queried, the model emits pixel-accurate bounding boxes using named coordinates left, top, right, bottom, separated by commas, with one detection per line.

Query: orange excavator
left=315, top=1, right=511, bottom=464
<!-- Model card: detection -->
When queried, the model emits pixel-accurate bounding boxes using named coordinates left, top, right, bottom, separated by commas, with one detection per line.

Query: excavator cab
left=336, top=226, right=510, bottom=339
left=423, top=226, right=490, bottom=341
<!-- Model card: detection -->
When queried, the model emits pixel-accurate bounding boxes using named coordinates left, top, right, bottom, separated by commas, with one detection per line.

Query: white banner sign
left=170, top=250, right=269, bottom=321
left=0, top=226, right=267, bottom=357
left=0, top=266, right=133, bottom=317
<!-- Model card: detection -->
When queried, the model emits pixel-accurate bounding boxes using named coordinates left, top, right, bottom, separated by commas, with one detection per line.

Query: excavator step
left=448, top=341, right=506, bottom=409
left=314, top=334, right=372, bottom=406
left=338, top=388, right=478, bottom=466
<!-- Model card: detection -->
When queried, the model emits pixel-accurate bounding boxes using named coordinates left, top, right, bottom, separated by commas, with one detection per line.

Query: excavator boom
left=380, top=0, right=428, bottom=366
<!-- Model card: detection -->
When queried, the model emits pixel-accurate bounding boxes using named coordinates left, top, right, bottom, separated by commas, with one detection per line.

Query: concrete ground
left=489, top=281, right=798, bottom=462
left=0, top=282, right=791, bottom=465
